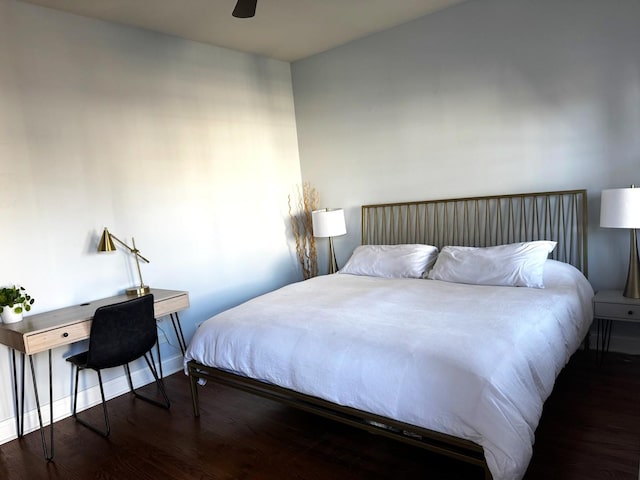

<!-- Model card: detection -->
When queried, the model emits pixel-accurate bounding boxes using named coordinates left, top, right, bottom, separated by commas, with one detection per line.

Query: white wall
left=0, top=0, right=302, bottom=442
left=292, top=0, right=640, bottom=351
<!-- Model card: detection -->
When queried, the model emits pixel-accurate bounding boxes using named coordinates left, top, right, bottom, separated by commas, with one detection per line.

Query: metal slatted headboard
left=362, top=189, right=588, bottom=276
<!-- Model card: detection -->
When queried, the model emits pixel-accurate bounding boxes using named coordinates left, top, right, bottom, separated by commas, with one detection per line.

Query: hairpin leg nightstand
left=593, top=290, right=640, bottom=361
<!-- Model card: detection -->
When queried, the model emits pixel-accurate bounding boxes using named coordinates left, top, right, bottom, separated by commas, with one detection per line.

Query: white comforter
left=185, top=260, right=593, bottom=480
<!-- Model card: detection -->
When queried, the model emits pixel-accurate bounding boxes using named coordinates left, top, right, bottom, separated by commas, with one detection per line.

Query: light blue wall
left=1, top=0, right=639, bottom=445
left=0, top=0, right=302, bottom=442
left=292, top=0, right=640, bottom=351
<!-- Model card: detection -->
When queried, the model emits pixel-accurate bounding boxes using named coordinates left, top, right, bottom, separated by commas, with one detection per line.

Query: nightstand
left=593, top=290, right=640, bottom=357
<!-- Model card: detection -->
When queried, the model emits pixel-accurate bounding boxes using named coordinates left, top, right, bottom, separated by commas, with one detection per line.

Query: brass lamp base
left=126, top=285, right=151, bottom=296
left=328, top=236, right=339, bottom=274
left=623, top=229, right=640, bottom=299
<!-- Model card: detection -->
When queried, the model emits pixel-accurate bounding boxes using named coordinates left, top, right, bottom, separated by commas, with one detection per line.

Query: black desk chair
left=66, top=294, right=170, bottom=437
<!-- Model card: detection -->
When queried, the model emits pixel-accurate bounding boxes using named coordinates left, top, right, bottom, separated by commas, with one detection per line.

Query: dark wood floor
left=1, top=350, right=638, bottom=480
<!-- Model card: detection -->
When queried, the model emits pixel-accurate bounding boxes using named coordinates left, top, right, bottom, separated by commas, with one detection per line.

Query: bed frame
left=187, top=189, right=588, bottom=480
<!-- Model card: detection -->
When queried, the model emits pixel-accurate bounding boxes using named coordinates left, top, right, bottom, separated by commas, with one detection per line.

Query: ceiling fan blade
left=232, top=0, right=257, bottom=18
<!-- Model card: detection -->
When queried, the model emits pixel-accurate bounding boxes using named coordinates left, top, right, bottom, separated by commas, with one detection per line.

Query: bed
left=185, top=189, right=593, bottom=480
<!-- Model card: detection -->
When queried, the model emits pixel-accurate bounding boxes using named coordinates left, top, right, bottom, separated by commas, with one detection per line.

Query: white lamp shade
left=601, top=188, right=640, bottom=228
left=312, top=208, right=347, bottom=238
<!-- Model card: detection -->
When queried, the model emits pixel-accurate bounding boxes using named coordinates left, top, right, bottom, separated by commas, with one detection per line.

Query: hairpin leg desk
left=0, top=288, right=189, bottom=460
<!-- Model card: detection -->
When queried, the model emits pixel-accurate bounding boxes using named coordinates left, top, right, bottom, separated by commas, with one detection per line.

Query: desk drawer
left=594, top=302, right=640, bottom=322
left=154, top=293, right=189, bottom=319
left=25, top=322, right=91, bottom=354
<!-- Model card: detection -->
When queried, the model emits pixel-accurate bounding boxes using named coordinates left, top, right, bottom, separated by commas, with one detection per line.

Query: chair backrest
left=85, top=294, right=156, bottom=370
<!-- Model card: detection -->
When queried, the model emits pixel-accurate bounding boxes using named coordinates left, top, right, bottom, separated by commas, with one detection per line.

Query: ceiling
left=20, top=0, right=467, bottom=62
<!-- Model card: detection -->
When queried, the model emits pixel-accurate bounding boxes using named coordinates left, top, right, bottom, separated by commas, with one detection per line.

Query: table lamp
left=600, top=186, right=640, bottom=298
left=98, top=227, right=151, bottom=296
left=312, top=208, right=347, bottom=274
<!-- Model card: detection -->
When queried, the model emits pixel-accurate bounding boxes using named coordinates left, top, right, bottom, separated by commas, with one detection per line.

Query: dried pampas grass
left=288, top=183, right=318, bottom=279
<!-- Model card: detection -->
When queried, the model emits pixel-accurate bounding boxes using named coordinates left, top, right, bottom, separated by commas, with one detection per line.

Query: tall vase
left=0, top=306, right=24, bottom=324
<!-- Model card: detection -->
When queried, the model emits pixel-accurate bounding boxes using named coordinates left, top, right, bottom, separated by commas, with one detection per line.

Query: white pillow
left=339, top=244, right=439, bottom=279
left=427, top=241, right=557, bottom=288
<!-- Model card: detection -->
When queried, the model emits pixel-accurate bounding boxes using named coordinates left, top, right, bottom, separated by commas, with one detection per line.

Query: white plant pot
left=0, top=306, right=24, bottom=324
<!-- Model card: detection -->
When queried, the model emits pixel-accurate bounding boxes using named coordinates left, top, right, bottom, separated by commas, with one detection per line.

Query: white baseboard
left=0, top=353, right=185, bottom=446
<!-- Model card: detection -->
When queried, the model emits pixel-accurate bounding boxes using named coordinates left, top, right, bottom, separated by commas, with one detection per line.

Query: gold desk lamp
left=98, top=227, right=151, bottom=296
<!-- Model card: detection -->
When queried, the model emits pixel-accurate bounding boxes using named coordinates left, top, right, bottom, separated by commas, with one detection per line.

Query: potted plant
left=0, top=285, right=35, bottom=324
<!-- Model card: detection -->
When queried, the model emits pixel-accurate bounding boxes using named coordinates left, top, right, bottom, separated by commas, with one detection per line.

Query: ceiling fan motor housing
left=233, top=0, right=257, bottom=18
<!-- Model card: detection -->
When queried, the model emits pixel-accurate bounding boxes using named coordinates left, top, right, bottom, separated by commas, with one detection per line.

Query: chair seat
left=66, top=351, right=89, bottom=369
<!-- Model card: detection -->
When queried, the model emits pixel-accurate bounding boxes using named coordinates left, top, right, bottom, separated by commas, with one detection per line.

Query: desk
left=0, top=288, right=189, bottom=460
